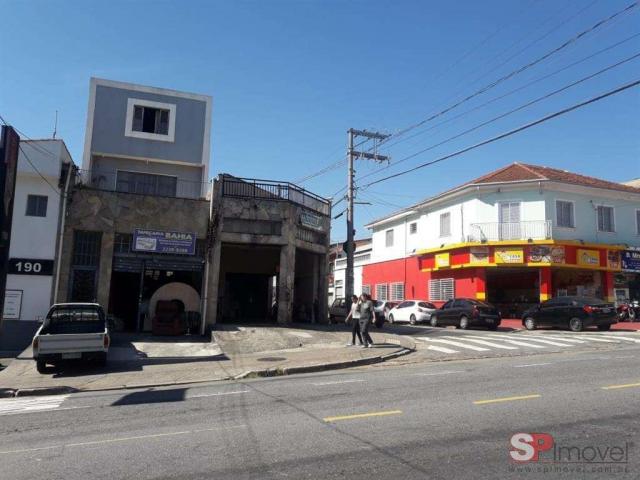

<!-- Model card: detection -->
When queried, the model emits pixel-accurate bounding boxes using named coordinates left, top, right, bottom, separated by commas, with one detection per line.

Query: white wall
left=5, top=140, right=70, bottom=321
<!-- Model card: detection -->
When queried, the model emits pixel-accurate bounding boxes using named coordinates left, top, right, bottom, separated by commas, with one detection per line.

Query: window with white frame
left=125, top=98, right=176, bottom=142
left=376, top=284, right=388, bottom=301
left=390, top=282, right=405, bottom=301
left=385, top=229, right=394, bottom=247
left=636, top=210, right=640, bottom=235
left=409, top=222, right=417, bottom=234
left=428, top=278, right=455, bottom=302
left=556, top=200, right=575, bottom=228
left=362, top=285, right=371, bottom=296
left=439, top=212, right=451, bottom=237
left=597, top=205, right=615, bottom=232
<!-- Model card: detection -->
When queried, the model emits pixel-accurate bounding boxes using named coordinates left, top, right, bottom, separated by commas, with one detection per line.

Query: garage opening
left=486, top=268, right=539, bottom=318
left=218, top=244, right=280, bottom=323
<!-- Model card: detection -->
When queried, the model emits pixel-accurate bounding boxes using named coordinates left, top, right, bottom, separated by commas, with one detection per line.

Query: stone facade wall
left=57, top=187, right=210, bottom=307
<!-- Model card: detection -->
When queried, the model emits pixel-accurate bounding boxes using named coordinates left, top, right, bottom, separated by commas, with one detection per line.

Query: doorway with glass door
left=498, top=201, right=521, bottom=240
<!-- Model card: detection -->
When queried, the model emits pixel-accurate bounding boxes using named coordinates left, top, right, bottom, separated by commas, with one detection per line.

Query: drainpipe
left=200, top=178, right=214, bottom=336
left=53, top=165, right=73, bottom=304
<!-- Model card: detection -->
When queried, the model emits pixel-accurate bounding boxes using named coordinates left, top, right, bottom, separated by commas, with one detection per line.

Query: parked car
left=429, top=298, right=501, bottom=330
left=522, top=296, right=617, bottom=332
left=329, top=297, right=351, bottom=324
left=388, top=300, right=438, bottom=325
left=32, top=303, right=110, bottom=373
left=373, top=301, right=398, bottom=324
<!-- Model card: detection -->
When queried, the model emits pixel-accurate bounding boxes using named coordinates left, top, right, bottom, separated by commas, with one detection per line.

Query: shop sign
left=607, top=250, right=621, bottom=270
left=495, top=248, right=524, bottom=264
left=470, top=246, right=489, bottom=264
left=527, top=245, right=565, bottom=264
left=300, top=210, right=322, bottom=231
left=621, top=250, right=640, bottom=272
left=577, top=249, right=600, bottom=267
left=435, top=252, right=450, bottom=268
left=133, top=229, right=196, bottom=255
left=3, top=290, right=22, bottom=320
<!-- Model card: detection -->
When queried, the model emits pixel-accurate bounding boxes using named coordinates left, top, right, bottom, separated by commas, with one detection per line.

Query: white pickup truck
left=32, top=303, right=110, bottom=373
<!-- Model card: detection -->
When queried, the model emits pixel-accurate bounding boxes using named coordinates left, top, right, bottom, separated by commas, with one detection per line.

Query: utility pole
left=345, top=128, right=390, bottom=300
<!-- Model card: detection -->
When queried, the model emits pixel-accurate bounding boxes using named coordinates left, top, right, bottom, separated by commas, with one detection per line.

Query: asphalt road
left=1, top=345, right=639, bottom=480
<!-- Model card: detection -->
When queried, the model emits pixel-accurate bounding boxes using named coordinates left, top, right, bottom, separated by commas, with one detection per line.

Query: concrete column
left=539, top=267, right=552, bottom=301
left=602, top=270, right=614, bottom=302
left=97, top=231, right=114, bottom=307
left=277, top=243, right=296, bottom=324
left=206, top=239, right=222, bottom=328
left=317, top=252, right=328, bottom=323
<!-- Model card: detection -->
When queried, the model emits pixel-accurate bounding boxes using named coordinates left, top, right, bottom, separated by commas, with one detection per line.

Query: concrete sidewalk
left=0, top=324, right=414, bottom=397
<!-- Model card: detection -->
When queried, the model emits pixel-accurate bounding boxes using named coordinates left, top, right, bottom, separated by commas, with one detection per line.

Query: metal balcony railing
left=221, top=176, right=331, bottom=216
left=468, top=220, right=552, bottom=242
left=76, top=169, right=208, bottom=200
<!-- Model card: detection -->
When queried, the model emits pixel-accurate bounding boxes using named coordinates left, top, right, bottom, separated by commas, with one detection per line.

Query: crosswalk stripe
left=594, top=335, right=640, bottom=343
left=422, top=339, right=489, bottom=351
left=444, top=336, right=518, bottom=350
left=534, top=335, right=587, bottom=344
left=0, top=395, right=69, bottom=416
left=426, top=345, right=459, bottom=354
left=486, top=335, right=574, bottom=347
left=544, top=335, right=618, bottom=344
left=483, top=337, right=546, bottom=349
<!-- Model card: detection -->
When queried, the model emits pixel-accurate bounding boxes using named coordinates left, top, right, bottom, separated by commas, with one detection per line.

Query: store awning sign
left=527, top=245, right=565, bottom=264
left=133, top=229, right=196, bottom=255
left=622, top=250, right=640, bottom=272
left=495, top=248, right=524, bottom=264
left=470, top=246, right=489, bottom=265
left=435, top=252, right=450, bottom=268
left=577, top=248, right=600, bottom=267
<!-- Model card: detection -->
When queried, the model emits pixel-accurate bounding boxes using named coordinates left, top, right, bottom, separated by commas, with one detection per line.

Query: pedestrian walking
left=344, top=295, right=363, bottom=346
left=358, top=293, right=375, bottom=348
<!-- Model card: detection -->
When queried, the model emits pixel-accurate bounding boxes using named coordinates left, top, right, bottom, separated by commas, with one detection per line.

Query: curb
left=233, top=346, right=414, bottom=379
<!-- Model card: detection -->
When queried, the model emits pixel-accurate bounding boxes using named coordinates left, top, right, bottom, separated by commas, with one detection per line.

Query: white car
left=388, top=300, right=438, bottom=325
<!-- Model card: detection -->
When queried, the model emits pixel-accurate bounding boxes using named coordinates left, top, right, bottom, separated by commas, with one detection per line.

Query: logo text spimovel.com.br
left=509, top=433, right=632, bottom=476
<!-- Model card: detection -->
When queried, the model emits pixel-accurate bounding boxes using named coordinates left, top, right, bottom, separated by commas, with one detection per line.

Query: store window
left=597, top=206, right=615, bottom=232
left=376, top=283, right=388, bottom=301
left=390, top=282, right=405, bottom=301
left=428, top=278, right=454, bottom=302
left=556, top=200, right=575, bottom=228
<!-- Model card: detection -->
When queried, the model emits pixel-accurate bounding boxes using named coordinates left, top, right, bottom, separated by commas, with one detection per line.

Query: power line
left=18, top=144, right=63, bottom=197
left=384, top=1, right=638, bottom=145
left=358, top=51, right=640, bottom=183
left=361, top=31, right=640, bottom=163
left=362, top=78, right=640, bottom=189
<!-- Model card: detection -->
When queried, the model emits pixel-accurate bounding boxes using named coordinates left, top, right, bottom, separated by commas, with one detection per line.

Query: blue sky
left=1, top=0, right=639, bottom=241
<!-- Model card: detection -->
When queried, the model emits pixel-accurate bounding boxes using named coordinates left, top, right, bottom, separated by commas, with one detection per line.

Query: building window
left=113, top=233, right=131, bottom=254
left=376, top=284, right=388, bottom=301
left=439, top=212, right=451, bottom=237
left=362, top=285, right=371, bottom=296
left=335, top=280, right=343, bottom=298
left=70, top=231, right=102, bottom=303
left=409, top=222, right=417, bottom=234
left=390, top=282, right=405, bottom=301
left=597, top=206, right=615, bottom=232
left=125, top=98, right=176, bottom=142
left=116, top=170, right=177, bottom=197
left=428, top=278, right=455, bottom=302
left=25, top=195, right=48, bottom=217
left=556, top=200, right=575, bottom=228
left=636, top=210, right=640, bottom=235
left=385, top=229, right=394, bottom=247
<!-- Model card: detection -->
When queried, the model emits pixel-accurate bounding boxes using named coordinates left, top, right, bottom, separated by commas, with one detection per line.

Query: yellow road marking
left=473, top=394, right=541, bottom=405
left=602, top=382, right=640, bottom=390
left=323, top=410, right=403, bottom=422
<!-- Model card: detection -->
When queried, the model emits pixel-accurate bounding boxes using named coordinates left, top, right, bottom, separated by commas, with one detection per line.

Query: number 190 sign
left=8, top=258, right=54, bottom=276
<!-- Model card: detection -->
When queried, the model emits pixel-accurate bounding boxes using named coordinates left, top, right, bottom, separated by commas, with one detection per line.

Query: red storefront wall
left=362, top=257, right=429, bottom=300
